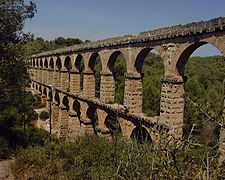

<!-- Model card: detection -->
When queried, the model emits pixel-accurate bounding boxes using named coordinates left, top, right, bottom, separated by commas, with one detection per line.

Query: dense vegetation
left=1, top=0, right=225, bottom=179
left=13, top=135, right=225, bottom=179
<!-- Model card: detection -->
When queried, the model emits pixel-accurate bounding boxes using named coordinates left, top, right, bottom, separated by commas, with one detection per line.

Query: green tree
left=0, top=0, right=37, bottom=155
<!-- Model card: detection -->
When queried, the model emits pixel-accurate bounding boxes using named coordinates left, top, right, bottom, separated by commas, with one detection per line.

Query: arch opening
left=89, top=52, right=102, bottom=98
left=36, top=59, right=39, bottom=67
left=44, top=58, right=48, bottom=68
left=86, top=106, right=99, bottom=134
left=178, top=42, right=224, bottom=146
left=40, top=59, right=43, bottom=68
left=54, top=92, right=60, bottom=105
left=108, top=51, right=127, bottom=105
left=56, top=57, right=62, bottom=70
left=130, top=126, right=152, bottom=144
left=75, top=54, right=84, bottom=91
left=73, top=100, right=81, bottom=120
left=49, top=58, right=54, bottom=69
left=135, top=48, right=164, bottom=116
left=104, top=113, right=122, bottom=135
left=62, top=96, right=70, bottom=111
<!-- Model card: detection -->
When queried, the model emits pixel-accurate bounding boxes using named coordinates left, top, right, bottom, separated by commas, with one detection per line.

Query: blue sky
left=24, top=0, right=225, bottom=56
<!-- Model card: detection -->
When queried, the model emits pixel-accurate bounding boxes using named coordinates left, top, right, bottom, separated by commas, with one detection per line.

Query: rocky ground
left=0, top=159, right=14, bottom=180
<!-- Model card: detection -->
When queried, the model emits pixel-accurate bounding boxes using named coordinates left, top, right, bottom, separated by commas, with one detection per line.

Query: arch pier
left=27, top=17, right=225, bottom=161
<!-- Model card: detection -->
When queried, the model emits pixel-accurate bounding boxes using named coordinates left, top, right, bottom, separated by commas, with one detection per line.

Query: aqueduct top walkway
left=27, top=17, right=225, bottom=148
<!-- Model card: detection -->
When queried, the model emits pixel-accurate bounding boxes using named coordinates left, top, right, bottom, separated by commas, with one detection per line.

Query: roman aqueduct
left=27, top=17, right=225, bottom=160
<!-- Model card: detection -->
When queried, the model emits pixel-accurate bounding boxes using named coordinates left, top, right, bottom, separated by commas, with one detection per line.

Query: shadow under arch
left=108, top=51, right=127, bottom=104
left=104, top=113, right=122, bottom=135
left=73, top=99, right=81, bottom=120
left=89, top=52, right=102, bottom=98
left=130, top=126, right=152, bottom=144
left=64, top=56, right=72, bottom=71
left=56, top=57, right=62, bottom=70
left=75, top=54, right=84, bottom=91
left=32, top=59, right=36, bottom=67
left=49, top=57, right=54, bottom=69
left=86, top=105, right=99, bottom=134
left=40, top=59, right=43, bottom=68
left=44, top=58, right=48, bottom=68
left=54, top=92, right=60, bottom=105
left=62, top=96, right=70, bottom=111
left=43, top=87, right=47, bottom=97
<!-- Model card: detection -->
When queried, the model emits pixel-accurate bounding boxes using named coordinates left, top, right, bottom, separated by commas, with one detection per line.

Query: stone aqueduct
left=26, top=17, right=225, bottom=147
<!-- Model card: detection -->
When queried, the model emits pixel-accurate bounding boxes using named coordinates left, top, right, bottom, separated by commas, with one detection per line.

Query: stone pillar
left=48, top=69, right=54, bottom=85
left=45, top=97, right=51, bottom=112
left=124, top=73, right=142, bottom=114
left=83, top=70, right=95, bottom=98
left=70, top=70, right=81, bottom=94
left=36, top=68, right=40, bottom=82
left=43, top=68, right=47, bottom=85
left=39, top=68, right=43, bottom=84
left=55, top=70, right=61, bottom=89
left=100, top=72, right=115, bottom=103
left=67, top=110, right=85, bottom=141
left=60, top=69, right=69, bottom=92
left=58, top=105, right=69, bottom=139
left=159, top=76, right=185, bottom=138
left=52, top=101, right=59, bottom=132
left=32, top=67, right=37, bottom=81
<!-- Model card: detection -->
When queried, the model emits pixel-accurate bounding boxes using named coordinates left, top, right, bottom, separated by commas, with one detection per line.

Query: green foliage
left=114, top=54, right=126, bottom=104
left=22, top=36, right=89, bottom=56
left=142, top=53, right=164, bottom=116
left=13, top=135, right=225, bottom=179
left=39, top=110, right=49, bottom=121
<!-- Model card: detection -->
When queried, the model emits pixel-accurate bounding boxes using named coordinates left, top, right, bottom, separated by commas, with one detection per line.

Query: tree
left=0, top=0, right=37, bottom=151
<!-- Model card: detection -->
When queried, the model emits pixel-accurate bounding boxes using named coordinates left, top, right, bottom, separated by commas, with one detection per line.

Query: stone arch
left=43, top=87, right=47, bottom=97
left=62, top=96, right=70, bottom=111
left=40, top=59, right=43, bottom=68
left=54, top=92, right=60, bottom=105
left=134, top=47, right=165, bottom=116
left=35, top=84, right=38, bottom=91
left=75, top=54, right=84, bottom=90
left=44, top=58, right=48, bottom=68
left=49, top=57, right=54, bottom=69
left=64, top=56, right=72, bottom=71
left=104, top=113, right=122, bottom=135
left=32, top=59, right=36, bottom=67
left=130, top=126, right=152, bottom=143
left=39, top=85, right=42, bottom=94
left=88, top=52, right=102, bottom=98
left=175, top=41, right=224, bottom=142
left=56, top=57, right=62, bottom=70
left=108, top=51, right=127, bottom=104
left=73, top=99, right=81, bottom=119
left=86, top=105, right=98, bottom=134
left=176, top=42, right=207, bottom=76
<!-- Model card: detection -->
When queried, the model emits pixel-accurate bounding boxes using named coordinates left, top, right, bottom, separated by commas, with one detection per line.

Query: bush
left=12, top=135, right=225, bottom=179
left=39, top=110, right=49, bottom=121
left=0, top=137, right=11, bottom=160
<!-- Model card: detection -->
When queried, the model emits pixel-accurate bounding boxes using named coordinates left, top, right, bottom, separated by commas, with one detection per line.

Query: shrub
left=39, top=110, right=49, bottom=121
left=0, top=137, right=11, bottom=160
left=12, top=135, right=225, bottom=179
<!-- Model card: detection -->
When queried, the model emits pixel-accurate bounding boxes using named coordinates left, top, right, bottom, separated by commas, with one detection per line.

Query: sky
left=24, top=0, right=225, bottom=56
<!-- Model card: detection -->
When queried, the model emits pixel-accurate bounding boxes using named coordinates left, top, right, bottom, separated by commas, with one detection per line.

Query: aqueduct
left=27, top=17, right=225, bottom=159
